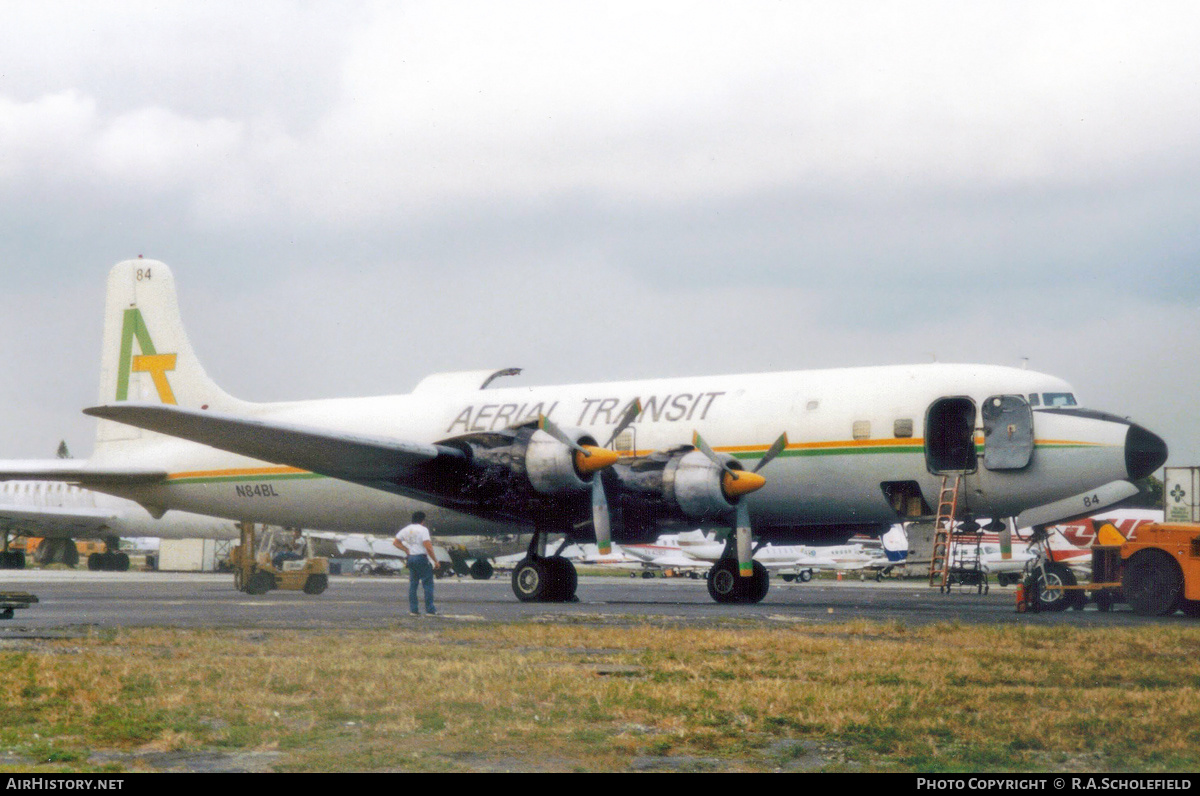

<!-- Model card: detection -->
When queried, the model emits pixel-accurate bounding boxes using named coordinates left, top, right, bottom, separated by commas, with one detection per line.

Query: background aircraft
left=0, top=478, right=240, bottom=570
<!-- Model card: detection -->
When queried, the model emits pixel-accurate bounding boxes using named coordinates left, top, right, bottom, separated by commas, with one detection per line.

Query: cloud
left=0, top=1, right=1198, bottom=468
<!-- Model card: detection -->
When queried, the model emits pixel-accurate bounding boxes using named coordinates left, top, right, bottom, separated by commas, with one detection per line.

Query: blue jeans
left=407, top=555, right=436, bottom=614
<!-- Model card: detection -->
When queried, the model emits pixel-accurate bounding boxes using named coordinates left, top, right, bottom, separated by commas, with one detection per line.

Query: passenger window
left=893, top=419, right=913, bottom=438
left=853, top=421, right=871, bottom=440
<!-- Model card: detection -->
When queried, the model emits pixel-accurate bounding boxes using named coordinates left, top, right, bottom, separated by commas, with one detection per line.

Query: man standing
left=393, top=511, right=437, bottom=615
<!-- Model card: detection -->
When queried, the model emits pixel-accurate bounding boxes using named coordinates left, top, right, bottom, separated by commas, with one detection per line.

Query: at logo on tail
left=115, top=308, right=177, bottom=404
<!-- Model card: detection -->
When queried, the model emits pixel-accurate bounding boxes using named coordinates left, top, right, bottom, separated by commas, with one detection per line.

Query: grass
left=2, top=619, right=1199, bottom=772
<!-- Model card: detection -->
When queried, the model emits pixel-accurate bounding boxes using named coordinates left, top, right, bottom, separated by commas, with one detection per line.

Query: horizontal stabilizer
left=0, top=460, right=167, bottom=486
left=84, top=402, right=465, bottom=482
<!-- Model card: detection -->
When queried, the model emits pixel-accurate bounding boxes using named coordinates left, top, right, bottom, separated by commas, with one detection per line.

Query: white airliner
left=0, top=260, right=1169, bottom=604
left=0, top=479, right=240, bottom=570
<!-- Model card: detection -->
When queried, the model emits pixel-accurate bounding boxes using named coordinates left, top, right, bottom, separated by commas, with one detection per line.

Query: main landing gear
left=87, top=537, right=130, bottom=571
left=706, top=558, right=770, bottom=604
left=510, top=530, right=579, bottom=603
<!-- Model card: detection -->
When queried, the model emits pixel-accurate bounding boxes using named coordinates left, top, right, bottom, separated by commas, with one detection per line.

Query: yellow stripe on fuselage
left=167, top=466, right=311, bottom=481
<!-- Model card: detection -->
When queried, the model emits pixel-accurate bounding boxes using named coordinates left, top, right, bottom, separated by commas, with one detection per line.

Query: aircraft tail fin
left=95, top=259, right=247, bottom=451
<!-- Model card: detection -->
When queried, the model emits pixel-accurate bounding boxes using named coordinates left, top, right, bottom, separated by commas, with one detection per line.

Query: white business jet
left=0, top=260, right=1168, bottom=604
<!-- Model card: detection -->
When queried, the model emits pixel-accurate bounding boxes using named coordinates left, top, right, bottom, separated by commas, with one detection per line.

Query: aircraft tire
left=1179, top=599, right=1200, bottom=618
left=469, top=560, right=494, bottom=580
left=1031, top=562, right=1081, bottom=612
left=512, top=558, right=549, bottom=602
left=1123, top=549, right=1184, bottom=617
left=797, top=569, right=813, bottom=583
left=245, top=571, right=274, bottom=595
left=303, top=574, right=328, bottom=595
left=542, top=556, right=577, bottom=602
left=706, top=560, right=742, bottom=604
left=115, top=553, right=130, bottom=572
left=747, top=561, right=770, bottom=604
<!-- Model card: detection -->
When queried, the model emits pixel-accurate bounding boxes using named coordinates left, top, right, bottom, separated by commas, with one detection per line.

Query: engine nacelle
left=524, top=427, right=603, bottom=495
left=666, top=449, right=740, bottom=518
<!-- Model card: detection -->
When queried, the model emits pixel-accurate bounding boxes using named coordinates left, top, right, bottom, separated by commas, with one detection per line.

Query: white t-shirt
left=395, top=523, right=432, bottom=559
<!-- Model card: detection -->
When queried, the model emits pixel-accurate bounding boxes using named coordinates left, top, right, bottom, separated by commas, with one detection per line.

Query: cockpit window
left=1027, top=393, right=1041, bottom=407
left=1043, top=392, right=1077, bottom=407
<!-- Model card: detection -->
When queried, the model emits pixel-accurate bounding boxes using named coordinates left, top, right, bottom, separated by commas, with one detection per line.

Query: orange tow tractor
left=230, top=522, right=329, bottom=596
left=1091, top=523, right=1200, bottom=617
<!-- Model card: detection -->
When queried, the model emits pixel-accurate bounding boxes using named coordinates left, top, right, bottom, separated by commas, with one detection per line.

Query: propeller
left=603, top=399, right=643, bottom=448
left=535, top=413, right=618, bottom=555
left=538, top=414, right=618, bottom=474
left=692, top=431, right=766, bottom=499
left=697, top=431, right=788, bottom=578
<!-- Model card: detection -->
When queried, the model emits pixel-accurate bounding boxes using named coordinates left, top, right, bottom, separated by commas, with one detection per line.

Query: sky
left=0, top=1, right=1198, bottom=469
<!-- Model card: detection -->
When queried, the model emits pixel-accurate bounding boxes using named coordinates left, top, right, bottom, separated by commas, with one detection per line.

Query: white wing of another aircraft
left=0, top=479, right=242, bottom=570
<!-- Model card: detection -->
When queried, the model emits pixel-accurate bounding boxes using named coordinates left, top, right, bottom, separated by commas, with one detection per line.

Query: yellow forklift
left=230, top=522, right=329, bottom=596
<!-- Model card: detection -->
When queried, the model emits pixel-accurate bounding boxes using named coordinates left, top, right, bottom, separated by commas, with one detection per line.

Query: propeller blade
left=753, top=432, right=790, bottom=473
left=538, top=414, right=587, bottom=455
left=591, top=475, right=612, bottom=556
left=603, top=399, right=643, bottom=448
left=692, top=431, right=738, bottom=480
left=735, top=501, right=753, bottom=578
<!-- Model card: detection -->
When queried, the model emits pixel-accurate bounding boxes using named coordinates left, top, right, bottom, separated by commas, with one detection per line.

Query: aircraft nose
left=1126, top=423, right=1168, bottom=480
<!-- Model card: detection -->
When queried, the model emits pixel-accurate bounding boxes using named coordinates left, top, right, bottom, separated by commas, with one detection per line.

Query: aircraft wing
left=85, top=402, right=458, bottom=479
left=0, top=504, right=118, bottom=538
left=82, top=402, right=500, bottom=514
left=0, top=460, right=167, bottom=486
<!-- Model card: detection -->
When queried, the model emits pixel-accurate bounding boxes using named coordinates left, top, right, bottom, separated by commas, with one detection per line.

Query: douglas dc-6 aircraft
left=0, top=260, right=1169, bottom=604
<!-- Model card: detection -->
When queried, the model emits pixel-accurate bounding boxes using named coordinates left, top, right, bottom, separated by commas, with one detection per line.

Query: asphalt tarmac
left=0, top=568, right=1186, bottom=631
